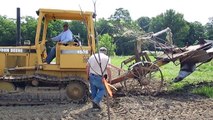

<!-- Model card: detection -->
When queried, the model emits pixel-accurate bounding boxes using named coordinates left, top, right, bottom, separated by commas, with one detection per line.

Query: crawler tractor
left=0, top=9, right=95, bottom=105
left=1, top=9, right=213, bottom=105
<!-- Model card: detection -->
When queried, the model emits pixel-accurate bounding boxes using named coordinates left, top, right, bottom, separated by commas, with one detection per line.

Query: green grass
left=192, top=86, right=213, bottom=98
left=111, top=56, right=213, bottom=82
left=111, top=55, right=213, bottom=98
left=167, top=61, right=213, bottom=91
left=111, top=56, right=132, bottom=70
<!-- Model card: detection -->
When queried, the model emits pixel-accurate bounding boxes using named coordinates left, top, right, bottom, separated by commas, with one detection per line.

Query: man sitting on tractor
left=46, top=22, right=73, bottom=64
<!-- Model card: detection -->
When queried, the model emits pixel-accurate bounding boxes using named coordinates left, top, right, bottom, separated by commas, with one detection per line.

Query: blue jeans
left=46, top=46, right=56, bottom=64
left=89, top=74, right=106, bottom=105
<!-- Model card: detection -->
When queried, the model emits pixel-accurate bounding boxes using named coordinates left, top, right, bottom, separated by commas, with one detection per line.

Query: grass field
left=111, top=56, right=213, bottom=98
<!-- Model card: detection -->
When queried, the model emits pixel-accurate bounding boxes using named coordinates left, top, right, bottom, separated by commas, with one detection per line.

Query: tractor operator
left=46, top=22, right=73, bottom=64
left=86, top=47, right=111, bottom=110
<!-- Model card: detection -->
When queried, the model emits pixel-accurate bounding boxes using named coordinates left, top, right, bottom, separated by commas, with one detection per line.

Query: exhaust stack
left=16, top=7, right=21, bottom=46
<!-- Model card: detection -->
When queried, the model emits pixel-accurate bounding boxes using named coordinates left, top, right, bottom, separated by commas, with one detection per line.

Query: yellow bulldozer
left=0, top=8, right=95, bottom=105
left=1, top=8, right=213, bottom=105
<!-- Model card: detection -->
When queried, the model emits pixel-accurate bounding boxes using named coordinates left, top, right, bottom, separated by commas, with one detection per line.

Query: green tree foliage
left=0, top=15, right=16, bottom=45
left=109, top=8, right=136, bottom=35
left=110, top=8, right=131, bottom=23
left=206, top=17, right=213, bottom=40
left=107, top=8, right=140, bottom=55
left=96, top=18, right=114, bottom=36
left=69, top=21, right=87, bottom=45
left=149, top=9, right=190, bottom=47
left=185, top=21, right=205, bottom=45
left=21, top=16, right=37, bottom=44
left=115, top=36, right=135, bottom=55
left=47, top=20, right=64, bottom=38
left=98, top=34, right=116, bottom=56
left=137, top=16, right=151, bottom=32
left=1, top=8, right=213, bottom=56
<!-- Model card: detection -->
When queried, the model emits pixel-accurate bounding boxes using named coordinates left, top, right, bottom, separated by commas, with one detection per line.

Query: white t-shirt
left=88, top=53, right=110, bottom=76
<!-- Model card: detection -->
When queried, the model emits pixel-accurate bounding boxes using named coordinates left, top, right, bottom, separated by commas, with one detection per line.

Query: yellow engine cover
left=0, top=81, right=15, bottom=92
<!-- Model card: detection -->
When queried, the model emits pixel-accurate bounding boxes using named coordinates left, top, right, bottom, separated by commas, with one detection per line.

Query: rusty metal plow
left=124, top=61, right=164, bottom=95
left=109, top=61, right=164, bottom=96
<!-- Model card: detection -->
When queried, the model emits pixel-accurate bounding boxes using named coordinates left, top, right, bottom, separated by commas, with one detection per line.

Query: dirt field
left=1, top=87, right=213, bottom=120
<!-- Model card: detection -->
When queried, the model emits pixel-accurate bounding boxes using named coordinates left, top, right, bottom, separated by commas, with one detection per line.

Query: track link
left=0, top=74, right=89, bottom=105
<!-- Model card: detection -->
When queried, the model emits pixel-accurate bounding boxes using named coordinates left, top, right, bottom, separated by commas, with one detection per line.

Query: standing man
left=86, top=47, right=111, bottom=110
left=46, top=22, right=73, bottom=64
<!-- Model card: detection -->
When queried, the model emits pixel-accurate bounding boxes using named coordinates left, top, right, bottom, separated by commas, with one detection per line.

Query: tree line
left=0, top=8, right=213, bottom=55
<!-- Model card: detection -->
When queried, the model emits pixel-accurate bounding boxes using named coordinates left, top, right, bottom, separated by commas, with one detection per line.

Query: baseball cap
left=63, top=22, right=69, bottom=27
left=99, top=47, right=107, bottom=54
left=99, top=47, right=107, bottom=51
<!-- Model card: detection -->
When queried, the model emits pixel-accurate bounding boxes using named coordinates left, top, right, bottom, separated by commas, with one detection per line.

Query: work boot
left=92, top=101, right=101, bottom=110
left=172, top=77, right=183, bottom=83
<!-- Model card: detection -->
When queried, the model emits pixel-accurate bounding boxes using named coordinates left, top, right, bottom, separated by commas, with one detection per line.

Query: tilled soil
left=1, top=92, right=213, bottom=120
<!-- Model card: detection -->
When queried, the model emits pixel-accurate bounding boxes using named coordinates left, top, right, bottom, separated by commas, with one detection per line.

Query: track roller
left=66, top=80, right=89, bottom=104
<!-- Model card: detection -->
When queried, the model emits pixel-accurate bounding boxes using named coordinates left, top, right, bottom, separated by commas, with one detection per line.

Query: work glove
left=104, top=74, right=107, bottom=79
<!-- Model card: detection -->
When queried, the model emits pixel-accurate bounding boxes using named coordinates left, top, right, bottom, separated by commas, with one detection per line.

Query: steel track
left=0, top=74, right=89, bottom=105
